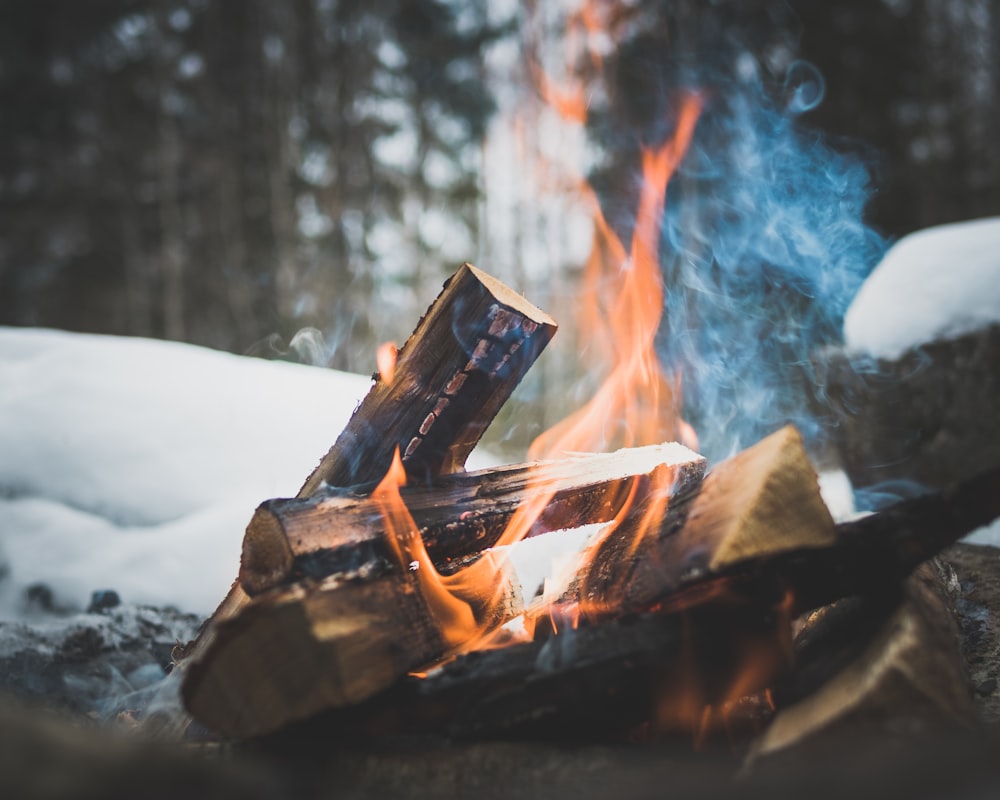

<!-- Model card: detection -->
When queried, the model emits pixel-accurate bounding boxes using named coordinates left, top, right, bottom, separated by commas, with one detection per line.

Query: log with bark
left=240, top=443, right=707, bottom=596
left=183, top=427, right=833, bottom=738
left=300, top=263, right=558, bottom=493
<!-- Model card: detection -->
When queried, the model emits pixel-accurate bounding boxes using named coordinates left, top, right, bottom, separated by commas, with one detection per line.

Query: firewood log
left=576, top=427, right=1000, bottom=619
left=240, top=443, right=706, bottom=596
left=182, top=554, right=523, bottom=739
left=746, top=563, right=977, bottom=767
left=575, top=426, right=837, bottom=615
left=300, top=263, right=557, bottom=493
left=277, top=599, right=790, bottom=743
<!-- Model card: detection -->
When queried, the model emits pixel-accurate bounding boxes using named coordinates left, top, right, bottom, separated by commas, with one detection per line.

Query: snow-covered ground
left=0, top=327, right=381, bottom=618
left=0, top=327, right=598, bottom=620
left=844, top=216, right=1000, bottom=359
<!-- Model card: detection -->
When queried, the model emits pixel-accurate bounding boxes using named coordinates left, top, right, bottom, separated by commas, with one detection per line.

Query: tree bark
left=240, top=443, right=706, bottom=596
left=299, top=263, right=557, bottom=493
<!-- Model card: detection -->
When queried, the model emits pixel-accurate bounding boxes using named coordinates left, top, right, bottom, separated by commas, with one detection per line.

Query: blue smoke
left=594, top=39, right=887, bottom=462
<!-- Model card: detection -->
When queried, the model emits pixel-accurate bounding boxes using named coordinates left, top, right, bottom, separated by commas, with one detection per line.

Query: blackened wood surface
left=240, top=444, right=706, bottom=595
left=299, top=263, right=557, bottom=494
left=283, top=600, right=789, bottom=742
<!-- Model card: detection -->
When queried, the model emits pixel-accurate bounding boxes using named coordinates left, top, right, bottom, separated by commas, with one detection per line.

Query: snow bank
left=0, top=328, right=377, bottom=616
left=844, top=217, right=1000, bottom=360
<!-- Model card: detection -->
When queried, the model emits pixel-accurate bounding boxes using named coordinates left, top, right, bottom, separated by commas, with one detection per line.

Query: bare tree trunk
left=154, top=2, right=186, bottom=341
left=119, top=205, right=152, bottom=337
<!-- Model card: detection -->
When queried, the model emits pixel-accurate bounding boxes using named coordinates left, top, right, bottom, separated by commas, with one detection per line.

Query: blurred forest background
left=2, top=0, right=1000, bottom=453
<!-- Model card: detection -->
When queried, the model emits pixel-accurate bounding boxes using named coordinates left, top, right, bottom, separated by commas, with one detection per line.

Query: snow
left=0, top=326, right=473, bottom=618
left=844, top=216, right=1000, bottom=360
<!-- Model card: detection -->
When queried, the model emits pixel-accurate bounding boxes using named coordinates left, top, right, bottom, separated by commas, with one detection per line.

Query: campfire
left=177, top=258, right=1000, bottom=752
left=170, top=13, right=1000, bottom=762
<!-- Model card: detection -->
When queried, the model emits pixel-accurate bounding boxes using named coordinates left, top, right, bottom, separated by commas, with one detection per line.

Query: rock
left=819, top=323, right=1000, bottom=491
left=0, top=603, right=200, bottom=718
left=940, top=543, right=1000, bottom=725
left=87, top=590, right=122, bottom=614
left=23, top=583, right=56, bottom=614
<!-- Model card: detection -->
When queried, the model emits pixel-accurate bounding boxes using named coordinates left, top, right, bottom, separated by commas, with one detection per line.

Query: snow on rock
left=844, top=217, right=1000, bottom=360
left=0, top=327, right=391, bottom=617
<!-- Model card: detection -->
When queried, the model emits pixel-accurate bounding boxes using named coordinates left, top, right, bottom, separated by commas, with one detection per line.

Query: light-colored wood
left=183, top=556, right=522, bottom=738
left=746, top=564, right=977, bottom=765
left=688, top=426, right=837, bottom=571
left=240, top=443, right=706, bottom=596
left=300, top=262, right=557, bottom=494
left=577, top=426, right=837, bottom=613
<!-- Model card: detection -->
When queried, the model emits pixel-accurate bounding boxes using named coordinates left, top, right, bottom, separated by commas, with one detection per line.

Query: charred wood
left=300, top=263, right=557, bottom=493
left=240, top=444, right=706, bottom=596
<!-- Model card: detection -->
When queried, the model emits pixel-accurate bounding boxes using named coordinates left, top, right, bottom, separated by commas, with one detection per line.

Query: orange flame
left=373, top=447, right=517, bottom=652
left=376, top=341, right=398, bottom=384
left=371, top=6, right=788, bottom=737
left=374, top=92, right=706, bottom=655
left=529, top=94, right=702, bottom=461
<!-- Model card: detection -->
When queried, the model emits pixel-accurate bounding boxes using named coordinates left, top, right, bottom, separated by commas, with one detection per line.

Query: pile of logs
left=179, top=264, right=1000, bottom=742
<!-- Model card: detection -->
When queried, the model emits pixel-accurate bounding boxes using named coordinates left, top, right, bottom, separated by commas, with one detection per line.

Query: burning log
left=282, top=598, right=790, bottom=743
left=189, top=427, right=820, bottom=738
left=181, top=552, right=523, bottom=739
left=283, top=463, right=1000, bottom=743
left=240, top=443, right=707, bottom=596
left=300, top=262, right=557, bottom=493
left=183, top=444, right=706, bottom=737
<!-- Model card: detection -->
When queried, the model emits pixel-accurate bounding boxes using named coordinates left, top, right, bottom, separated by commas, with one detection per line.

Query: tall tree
left=0, top=0, right=504, bottom=371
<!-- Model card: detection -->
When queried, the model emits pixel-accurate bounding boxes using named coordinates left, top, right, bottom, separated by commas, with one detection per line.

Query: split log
left=300, top=263, right=557, bottom=493
left=714, top=457, right=1000, bottom=618
left=177, top=264, right=556, bottom=667
left=182, top=555, right=523, bottom=739
left=575, top=426, right=838, bottom=614
left=240, top=443, right=706, bottom=596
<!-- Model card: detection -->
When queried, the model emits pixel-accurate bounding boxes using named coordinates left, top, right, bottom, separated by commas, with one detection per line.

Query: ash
left=0, top=596, right=199, bottom=725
